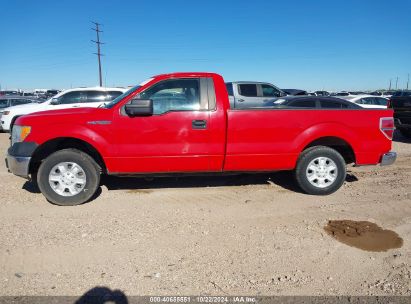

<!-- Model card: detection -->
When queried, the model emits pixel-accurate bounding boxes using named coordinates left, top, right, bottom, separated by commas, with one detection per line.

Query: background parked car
left=331, top=91, right=350, bottom=97
left=0, top=96, right=37, bottom=130
left=264, top=96, right=361, bottom=109
left=44, top=89, right=61, bottom=99
left=314, top=90, right=330, bottom=96
left=225, top=82, right=285, bottom=108
left=1, top=87, right=126, bottom=132
left=344, top=95, right=388, bottom=109
left=282, top=89, right=308, bottom=96
left=0, top=90, right=20, bottom=96
left=370, top=90, right=396, bottom=98
left=0, top=96, right=36, bottom=113
left=389, top=90, right=411, bottom=138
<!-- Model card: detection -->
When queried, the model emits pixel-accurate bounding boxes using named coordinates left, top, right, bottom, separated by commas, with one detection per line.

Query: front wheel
left=37, top=149, right=101, bottom=206
left=295, top=146, right=346, bottom=195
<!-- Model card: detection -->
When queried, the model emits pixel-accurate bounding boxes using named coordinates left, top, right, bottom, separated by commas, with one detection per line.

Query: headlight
left=11, top=126, right=31, bottom=145
left=3, top=111, right=10, bottom=115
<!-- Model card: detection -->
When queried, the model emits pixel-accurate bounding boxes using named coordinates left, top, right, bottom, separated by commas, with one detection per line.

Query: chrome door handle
left=237, top=99, right=244, bottom=102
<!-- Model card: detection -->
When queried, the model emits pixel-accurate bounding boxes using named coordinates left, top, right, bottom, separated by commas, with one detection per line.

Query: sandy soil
left=0, top=132, right=410, bottom=296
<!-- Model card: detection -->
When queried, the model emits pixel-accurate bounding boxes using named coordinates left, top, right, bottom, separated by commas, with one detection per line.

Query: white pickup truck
left=1, top=87, right=126, bottom=132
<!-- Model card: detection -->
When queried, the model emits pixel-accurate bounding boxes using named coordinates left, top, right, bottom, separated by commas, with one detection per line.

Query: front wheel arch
left=10, top=115, right=22, bottom=132
left=29, top=137, right=106, bottom=176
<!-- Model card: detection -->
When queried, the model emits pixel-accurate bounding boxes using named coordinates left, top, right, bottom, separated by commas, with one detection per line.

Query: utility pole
left=91, top=22, right=104, bottom=87
left=407, top=73, right=409, bottom=90
left=395, top=76, right=398, bottom=90
left=389, top=79, right=392, bottom=90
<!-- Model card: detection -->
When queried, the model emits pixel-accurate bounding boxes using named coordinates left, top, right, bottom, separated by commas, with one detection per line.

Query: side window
left=139, top=79, right=200, bottom=115
left=86, top=91, right=106, bottom=103
left=106, top=91, right=123, bottom=101
left=288, top=99, right=317, bottom=108
left=225, top=83, right=234, bottom=96
left=320, top=100, right=348, bottom=109
left=238, top=84, right=258, bottom=97
left=376, top=98, right=388, bottom=106
left=11, top=99, right=32, bottom=106
left=58, top=91, right=84, bottom=104
left=362, top=97, right=374, bottom=105
left=261, top=84, right=281, bottom=97
left=0, top=99, right=8, bottom=107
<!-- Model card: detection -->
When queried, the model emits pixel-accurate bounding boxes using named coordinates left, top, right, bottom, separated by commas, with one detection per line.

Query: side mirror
left=125, top=99, right=153, bottom=116
left=50, top=98, right=59, bottom=105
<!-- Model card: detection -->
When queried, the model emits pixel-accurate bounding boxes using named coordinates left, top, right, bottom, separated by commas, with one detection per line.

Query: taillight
left=380, top=117, right=395, bottom=140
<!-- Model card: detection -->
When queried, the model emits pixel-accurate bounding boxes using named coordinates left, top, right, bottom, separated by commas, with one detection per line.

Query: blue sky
left=1, top=0, right=410, bottom=91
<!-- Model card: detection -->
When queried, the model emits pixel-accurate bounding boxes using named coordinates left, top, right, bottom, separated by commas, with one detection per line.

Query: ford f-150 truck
left=6, top=72, right=397, bottom=206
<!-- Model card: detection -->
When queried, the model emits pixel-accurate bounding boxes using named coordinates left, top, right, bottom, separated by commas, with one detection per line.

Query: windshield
left=103, top=85, right=141, bottom=109
left=102, top=78, right=154, bottom=109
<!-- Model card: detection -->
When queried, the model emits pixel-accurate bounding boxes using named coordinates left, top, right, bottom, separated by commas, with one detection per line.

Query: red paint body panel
left=17, top=72, right=393, bottom=175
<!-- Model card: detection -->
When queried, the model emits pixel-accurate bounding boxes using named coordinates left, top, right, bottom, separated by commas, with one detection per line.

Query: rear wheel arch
left=301, top=136, right=356, bottom=164
left=29, top=137, right=106, bottom=176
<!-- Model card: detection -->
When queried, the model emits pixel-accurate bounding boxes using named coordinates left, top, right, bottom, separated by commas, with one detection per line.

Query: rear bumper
left=5, top=154, right=31, bottom=178
left=380, top=152, right=397, bottom=166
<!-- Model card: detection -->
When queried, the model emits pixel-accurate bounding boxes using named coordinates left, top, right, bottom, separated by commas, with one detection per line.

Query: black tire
left=37, top=149, right=101, bottom=206
left=295, top=146, right=346, bottom=195
left=399, top=129, right=411, bottom=139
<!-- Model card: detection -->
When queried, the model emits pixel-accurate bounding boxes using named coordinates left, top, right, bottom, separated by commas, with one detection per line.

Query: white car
left=343, top=95, right=388, bottom=109
left=1, top=87, right=126, bottom=131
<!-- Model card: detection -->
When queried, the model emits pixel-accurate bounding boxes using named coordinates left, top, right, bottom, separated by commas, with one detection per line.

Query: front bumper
left=5, top=142, right=38, bottom=179
left=380, top=152, right=397, bottom=166
left=5, top=154, right=31, bottom=178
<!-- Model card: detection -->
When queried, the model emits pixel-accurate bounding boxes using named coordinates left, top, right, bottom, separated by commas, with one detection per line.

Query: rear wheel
left=37, top=149, right=101, bottom=206
left=295, top=146, right=346, bottom=195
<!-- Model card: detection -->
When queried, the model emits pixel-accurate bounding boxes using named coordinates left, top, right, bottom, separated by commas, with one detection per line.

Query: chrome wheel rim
left=48, top=162, right=86, bottom=196
left=306, top=157, right=338, bottom=188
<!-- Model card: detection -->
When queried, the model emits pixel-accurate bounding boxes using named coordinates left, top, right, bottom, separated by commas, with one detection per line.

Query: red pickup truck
left=6, top=72, right=396, bottom=206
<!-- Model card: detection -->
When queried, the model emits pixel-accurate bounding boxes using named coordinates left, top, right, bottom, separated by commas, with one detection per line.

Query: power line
left=91, top=21, right=104, bottom=87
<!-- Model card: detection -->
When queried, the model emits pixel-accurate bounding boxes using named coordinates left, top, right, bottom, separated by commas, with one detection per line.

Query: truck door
left=259, top=83, right=283, bottom=105
left=111, top=78, right=219, bottom=173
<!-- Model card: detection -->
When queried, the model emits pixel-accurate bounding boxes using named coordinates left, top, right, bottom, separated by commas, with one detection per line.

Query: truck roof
left=153, top=72, right=221, bottom=79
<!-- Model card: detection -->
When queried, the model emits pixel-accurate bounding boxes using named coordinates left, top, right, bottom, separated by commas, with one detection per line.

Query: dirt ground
left=0, top=132, right=410, bottom=296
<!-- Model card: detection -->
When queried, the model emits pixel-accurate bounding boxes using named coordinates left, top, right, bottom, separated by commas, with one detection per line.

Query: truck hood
left=25, top=107, right=100, bottom=117
left=16, top=107, right=111, bottom=127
